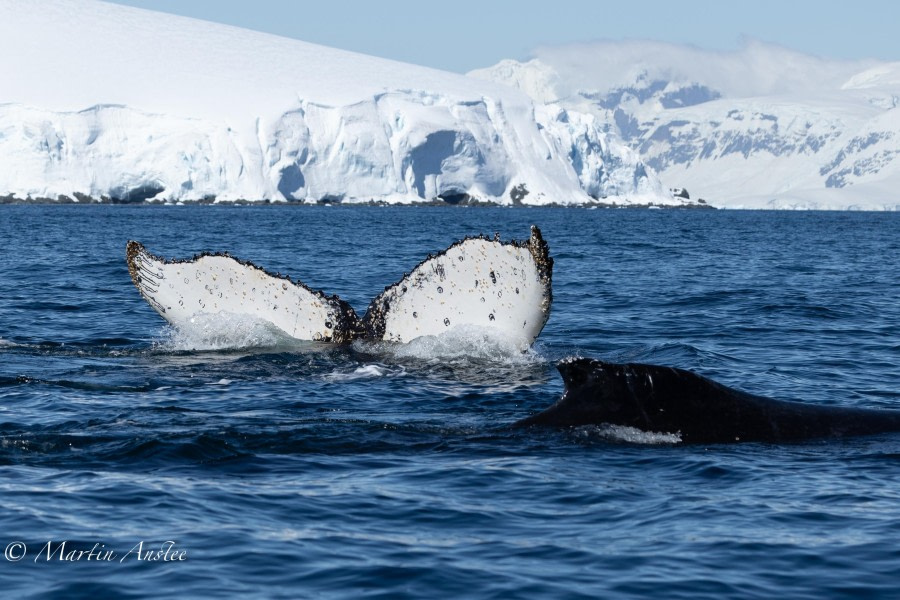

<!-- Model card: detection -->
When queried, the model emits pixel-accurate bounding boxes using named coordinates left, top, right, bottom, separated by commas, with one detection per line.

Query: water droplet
left=437, top=286, right=443, bottom=294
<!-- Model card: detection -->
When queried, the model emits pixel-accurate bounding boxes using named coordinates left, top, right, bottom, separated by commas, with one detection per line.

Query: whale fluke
left=125, top=226, right=552, bottom=347
left=516, top=358, right=900, bottom=443
left=361, top=226, right=553, bottom=347
left=125, top=241, right=361, bottom=343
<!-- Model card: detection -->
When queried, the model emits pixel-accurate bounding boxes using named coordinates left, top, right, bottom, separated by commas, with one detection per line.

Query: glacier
left=471, top=41, right=900, bottom=210
left=0, top=0, right=681, bottom=206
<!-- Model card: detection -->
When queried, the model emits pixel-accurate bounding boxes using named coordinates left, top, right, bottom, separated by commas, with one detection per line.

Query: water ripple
left=1, top=207, right=899, bottom=598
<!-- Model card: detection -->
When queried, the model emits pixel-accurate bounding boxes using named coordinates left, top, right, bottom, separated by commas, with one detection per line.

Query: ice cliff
left=471, top=41, right=900, bottom=210
left=0, top=0, right=675, bottom=206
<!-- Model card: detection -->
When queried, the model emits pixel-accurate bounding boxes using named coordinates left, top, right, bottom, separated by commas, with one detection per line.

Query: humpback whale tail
left=126, top=226, right=552, bottom=347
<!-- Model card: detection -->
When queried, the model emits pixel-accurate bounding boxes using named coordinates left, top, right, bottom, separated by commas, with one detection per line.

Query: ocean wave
left=323, top=364, right=400, bottom=382
left=573, top=424, right=683, bottom=445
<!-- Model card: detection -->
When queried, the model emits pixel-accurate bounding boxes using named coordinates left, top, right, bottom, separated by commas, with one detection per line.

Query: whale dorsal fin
left=125, top=241, right=360, bottom=343
left=361, top=226, right=553, bottom=347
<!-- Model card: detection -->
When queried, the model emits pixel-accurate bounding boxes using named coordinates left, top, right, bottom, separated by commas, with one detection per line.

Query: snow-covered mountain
left=471, top=41, right=900, bottom=210
left=0, top=0, right=680, bottom=206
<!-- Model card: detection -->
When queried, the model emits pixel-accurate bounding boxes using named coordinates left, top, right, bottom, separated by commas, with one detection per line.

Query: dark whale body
left=516, top=358, right=900, bottom=443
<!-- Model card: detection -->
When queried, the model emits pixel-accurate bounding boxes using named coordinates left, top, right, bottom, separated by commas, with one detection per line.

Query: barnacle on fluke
left=126, top=226, right=553, bottom=348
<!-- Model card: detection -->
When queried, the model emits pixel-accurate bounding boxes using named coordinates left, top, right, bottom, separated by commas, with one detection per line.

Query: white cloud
left=529, top=39, right=878, bottom=98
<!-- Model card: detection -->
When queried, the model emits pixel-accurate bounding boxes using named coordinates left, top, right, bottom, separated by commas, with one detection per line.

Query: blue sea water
left=0, top=205, right=898, bottom=599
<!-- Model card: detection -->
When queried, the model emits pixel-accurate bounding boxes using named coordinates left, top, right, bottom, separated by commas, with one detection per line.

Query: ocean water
left=1, top=205, right=898, bottom=599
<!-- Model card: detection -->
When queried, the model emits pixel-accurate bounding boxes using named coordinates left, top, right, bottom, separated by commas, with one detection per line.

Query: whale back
left=517, top=358, right=900, bottom=443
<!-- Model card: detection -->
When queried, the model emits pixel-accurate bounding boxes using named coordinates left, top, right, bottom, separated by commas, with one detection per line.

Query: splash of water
left=324, top=364, right=399, bottom=382
left=153, top=312, right=308, bottom=352
left=357, top=324, right=545, bottom=366
left=149, top=316, right=548, bottom=385
left=574, top=424, right=682, bottom=445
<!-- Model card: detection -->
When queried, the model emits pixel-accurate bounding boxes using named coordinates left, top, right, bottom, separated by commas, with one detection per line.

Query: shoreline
left=0, top=195, right=715, bottom=209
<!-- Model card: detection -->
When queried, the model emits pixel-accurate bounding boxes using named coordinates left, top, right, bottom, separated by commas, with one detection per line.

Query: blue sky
left=109, top=0, right=900, bottom=72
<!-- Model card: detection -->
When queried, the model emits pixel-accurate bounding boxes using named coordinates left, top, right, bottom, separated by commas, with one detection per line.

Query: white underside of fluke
left=126, top=226, right=553, bottom=347
left=126, top=242, right=354, bottom=343
left=363, top=233, right=552, bottom=348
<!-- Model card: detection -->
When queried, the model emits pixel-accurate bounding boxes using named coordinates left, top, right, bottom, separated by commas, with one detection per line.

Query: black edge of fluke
left=125, top=240, right=363, bottom=343
left=359, top=225, right=554, bottom=341
left=527, top=225, right=553, bottom=304
left=126, top=240, right=168, bottom=315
